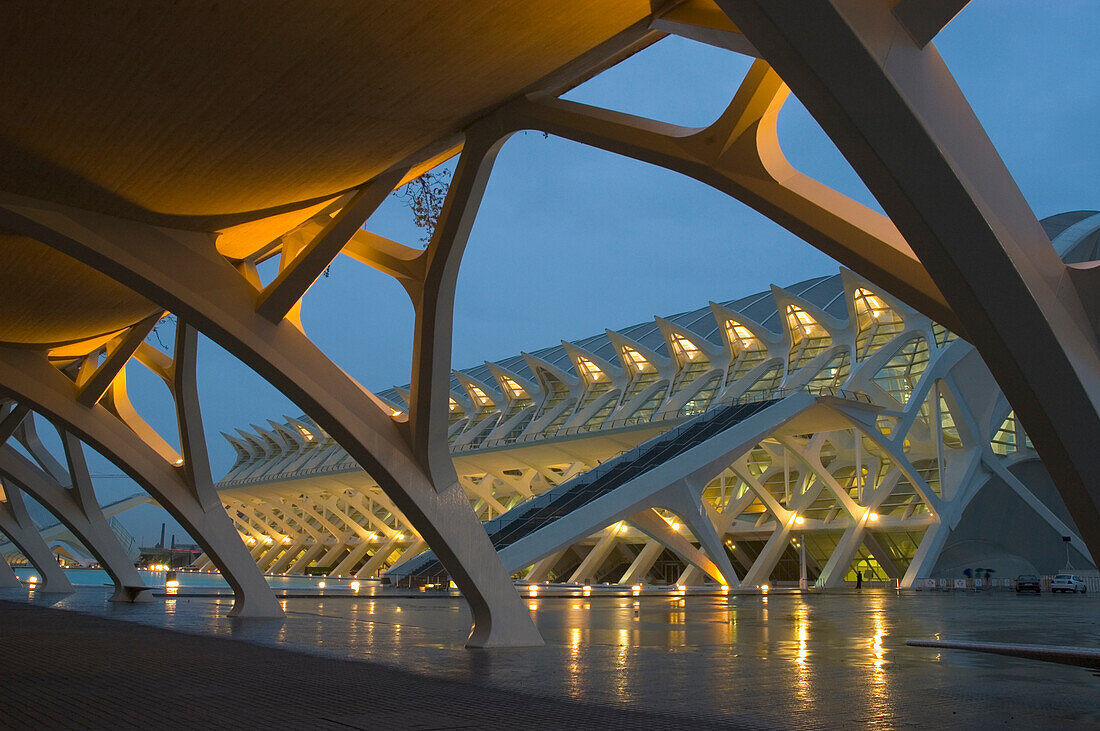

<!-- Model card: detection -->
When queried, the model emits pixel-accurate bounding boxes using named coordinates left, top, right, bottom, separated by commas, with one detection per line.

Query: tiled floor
left=2, top=586, right=1097, bottom=728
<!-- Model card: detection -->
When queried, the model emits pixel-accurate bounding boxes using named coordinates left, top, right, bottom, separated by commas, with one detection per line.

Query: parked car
left=1051, top=574, right=1087, bottom=593
left=1015, top=574, right=1041, bottom=593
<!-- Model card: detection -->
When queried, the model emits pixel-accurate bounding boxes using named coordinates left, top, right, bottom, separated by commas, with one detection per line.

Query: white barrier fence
left=914, top=575, right=1099, bottom=592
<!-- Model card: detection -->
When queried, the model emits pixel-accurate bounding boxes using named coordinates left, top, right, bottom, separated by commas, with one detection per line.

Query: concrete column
left=568, top=530, right=619, bottom=584
left=0, top=448, right=149, bottom=602
left=269, top=540, right=307, bottom=575
left=288, top=542, right=326, bottom=574
left=0, top=553, right=20, bottom=588
left=330, top=540, right=372, bottom=578
left=526, top=549, right=568, bottom=583
left=620, top=540, right=664, bottom=585
left=0, top=488, right=73, bottom=593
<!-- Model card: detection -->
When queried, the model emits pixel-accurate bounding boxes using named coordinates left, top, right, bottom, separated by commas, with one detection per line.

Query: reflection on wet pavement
left=3, top=584, right=1097, bottom=728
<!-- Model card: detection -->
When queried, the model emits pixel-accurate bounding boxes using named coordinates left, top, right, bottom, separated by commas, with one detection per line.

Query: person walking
left=856, top=570, right=863, bottom=590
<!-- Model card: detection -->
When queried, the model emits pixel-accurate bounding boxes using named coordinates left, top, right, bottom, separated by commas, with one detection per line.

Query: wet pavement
left=2, top=584, right=1097, bottom=728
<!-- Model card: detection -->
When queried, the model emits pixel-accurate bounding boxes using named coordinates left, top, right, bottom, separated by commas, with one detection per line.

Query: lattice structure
left=0, top=2, right=1096, bottom=647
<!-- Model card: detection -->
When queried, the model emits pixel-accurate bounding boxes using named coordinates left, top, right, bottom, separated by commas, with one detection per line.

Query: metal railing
left=467, top=386, right=872, bottom=452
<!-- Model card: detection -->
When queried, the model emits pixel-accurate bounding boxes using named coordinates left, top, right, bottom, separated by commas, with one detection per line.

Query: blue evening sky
left=61, top=2, right=1097, bottom=546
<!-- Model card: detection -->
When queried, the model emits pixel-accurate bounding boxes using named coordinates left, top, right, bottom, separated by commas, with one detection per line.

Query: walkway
left=2, top=587, right=1098, bottom=728
left=0, top=599, right=746, bottom=730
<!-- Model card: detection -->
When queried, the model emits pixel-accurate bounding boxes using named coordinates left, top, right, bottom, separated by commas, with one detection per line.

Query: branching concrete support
left=0, top=552, right=20, bottom=588
left=316, top=532, right=354, bottom=570
left=0, top=162, right=540, bottom=643
left=659, top=478, right=741, bottom=585
left=0, top=446, right=149, bottom=602
left=269, top=540, right=307, bottom=575
left=0, top=329, right=282, bottom=616
left=716, top=0, right=1100, bottom=563
left=902, top=518, right=949, bottom=587
left=526, top=549, right=568, bottom=583
left=493, top=62, right=953, bottom=330
left=631, top=509, right=726, bottom=585
left=288, top=542, right=326, bottom=574
left=0, top=484, right=73, bottom=592
left=620, top=540, right=665, bottom=585
left=568, top=530, right=619, bottom=583
left=331, top=541, right=372, bottom=578
left=815, top=468, right=903, bottom=589
left=387, top=538, right=428, bottom=572
left=863, top=531, right=902, bottom=580
left=255, top=541, right=285, bottom=574
left=357, top=537, right=399, bottom=579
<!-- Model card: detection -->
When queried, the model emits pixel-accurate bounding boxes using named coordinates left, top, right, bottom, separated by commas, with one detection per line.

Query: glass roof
left=377, top=274, right=845, bottom=406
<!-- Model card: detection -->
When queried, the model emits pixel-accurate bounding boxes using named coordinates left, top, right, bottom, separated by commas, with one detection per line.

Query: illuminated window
left=576, top=357, right=604, bottom=383
left=670, top=334, right=702, bottom=362
left=500, top=378, right=527, bottom=400
left=872, top=336, right=929, bottom=405
left=680, top=374, right=721, bottom=416
left=932, top=322, right=957, bottom=348
left=786, top=305, right=832, bottom=373
left=938, top=394, right=962, bottom=449
left=669, top=333, right=710, bottom=394
left=468, top=385, right=493, bottom=407
left=805, top=350, right=850, bottom=393
left=853, top=288, right=904, bottom=361
left=580, top=391, right=619, bottom=431
left=742, top=363, right=783, bottom=398
left=724, top=319, right=767, bottom=387
left=991, top=412, right=1017, bottom=455
left=534, top=369, right=571, bottom=417
left=621, top=347, right=650, bottom=373
left=619, top=346, right=660, bottom=406
left=296, top=425, right=315, bottom=442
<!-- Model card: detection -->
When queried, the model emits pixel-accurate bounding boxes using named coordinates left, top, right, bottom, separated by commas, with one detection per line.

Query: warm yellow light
left=617, top=523, right=628, bottom=534
left=501, top=377, right=528, bottom=399
left=721, top=584, right=730, bottom=593
left=390, top=409, right=403, bottom=417
left=760, top=584, right=770, bottom=592
left=794, top=515, right=805, bottom=525
left=27, top=575, right=37, bottom=585
left=622, top=347, right=649, bottom=372
left=448, top=398, right=459, bottom=413
left=582, top=585, right=591, bottom=596
left=395, top=533, right=404, bottom=541
left=367, top=532, right=377, bottom=541
left=670, top=522, right=680, bottom=531
left=671, top=334, right=701, bottom=362
left=469, top=386, right=492, bottom=406
left=264, top=536, right=274, bottom=545
left=528, top=584, right=539, bottom=597
left=173, top=457, right=184, bottom=466
left=282, top=536, right=291, bottom=544
left=528, top=602, right=538, bottom=611
left=726, top=320, right=757, bottom=349
left=576, top=357, right=603, bottom=383
left=631, top=584, right=642, bottom=596
left=298, top=426, right=315, bottom=441
left=869, top=512, right=879, bottom=522
left=165, top=579, right=180, bottom=588
left=318, top=580, right=326, bottom=589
